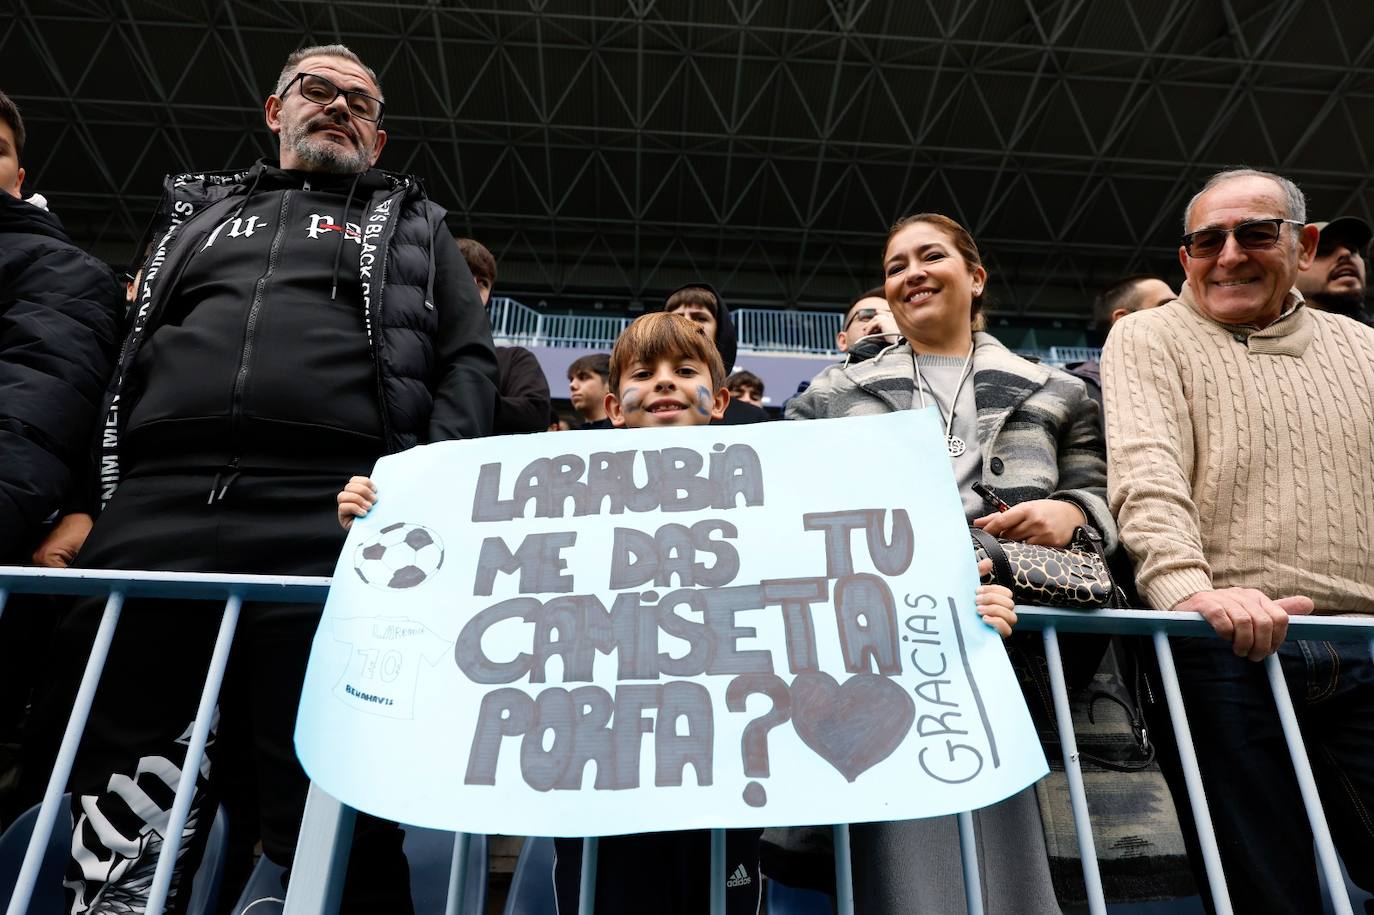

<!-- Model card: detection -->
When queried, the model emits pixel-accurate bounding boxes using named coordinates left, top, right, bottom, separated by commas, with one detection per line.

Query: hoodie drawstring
left=229, top=169, right=265, bottom=223
left=332, top=171, right=363, bottom=301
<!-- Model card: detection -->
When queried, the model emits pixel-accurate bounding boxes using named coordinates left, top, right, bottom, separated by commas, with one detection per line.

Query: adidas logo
left=725, top=864, right=751, bottom=888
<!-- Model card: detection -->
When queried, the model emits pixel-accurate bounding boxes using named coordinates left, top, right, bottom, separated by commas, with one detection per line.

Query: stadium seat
left=229, top=853, right=287, bottom=915
left=404, top=827, right=488, bottom=914
left=765, top=879, right=835, bottom=914
left=0, top=794, right=228, bottom=915
left=502, top=836, right=556, bottom=915
left=0, top=798, right=66, bottom=913
left=1320, top=853, right=1373, bottom=915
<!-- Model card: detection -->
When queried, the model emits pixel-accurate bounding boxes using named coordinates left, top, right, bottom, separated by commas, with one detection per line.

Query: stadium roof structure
left=9, top=0, right=1374, bottom=319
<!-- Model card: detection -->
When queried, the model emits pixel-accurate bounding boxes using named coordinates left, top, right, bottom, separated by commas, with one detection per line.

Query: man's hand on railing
left=31, top=512, right=93, bottom=568
left=1173, top=588, right=1315, bottom=661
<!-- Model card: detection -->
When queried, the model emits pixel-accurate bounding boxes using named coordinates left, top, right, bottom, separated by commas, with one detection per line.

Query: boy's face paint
left=606, top=357, right=729, bottom=428
left=695, top=385, right=713, bottom=417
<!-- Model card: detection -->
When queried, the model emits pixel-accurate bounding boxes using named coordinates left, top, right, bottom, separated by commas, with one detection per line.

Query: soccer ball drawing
left=353, top=522, right=445, bottom=590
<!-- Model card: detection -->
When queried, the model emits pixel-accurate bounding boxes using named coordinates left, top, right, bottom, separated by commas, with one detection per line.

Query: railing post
left=0, top=586, right=8, bottom=624
left=709, top=828, right=726, bottom=915
left=1042, top=625, right=1107, bottom=915
left=1151, top=632, right=1233, bottom=914
left=6, top=590, right=125, bottom=915
left=1264, top=654, right=1354, bottom=915
left=832, top=824, right=854, bottom=915
left=956, top=810, right=984, bottom=915
left=578, top=837, right=598, bottom=915
left=283, top=784, right=357, bottom=915
left=445, top=832, right=472, bottom=915
left=145, top=593, right=244, bottom=915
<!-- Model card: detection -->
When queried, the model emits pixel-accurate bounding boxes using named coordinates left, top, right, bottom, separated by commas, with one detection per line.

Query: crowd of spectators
left=2, top=40, right=1372, bottom=915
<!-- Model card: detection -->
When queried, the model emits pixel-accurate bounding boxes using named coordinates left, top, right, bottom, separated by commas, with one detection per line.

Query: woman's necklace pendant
left=946, top=435, right=966, bottom=457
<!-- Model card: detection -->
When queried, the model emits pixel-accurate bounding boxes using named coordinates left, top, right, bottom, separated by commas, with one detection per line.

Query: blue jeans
left=1165, top=636, right=1374, bottom=915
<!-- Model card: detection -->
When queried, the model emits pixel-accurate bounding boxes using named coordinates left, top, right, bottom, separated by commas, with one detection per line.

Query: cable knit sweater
left=1102, top=286, right=1374, bottom=614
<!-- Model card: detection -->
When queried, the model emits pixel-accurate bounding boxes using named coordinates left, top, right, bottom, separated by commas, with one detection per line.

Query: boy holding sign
left=553, top=312, right=762, bottom=913
left=333, top=313, right=1019, bottom=912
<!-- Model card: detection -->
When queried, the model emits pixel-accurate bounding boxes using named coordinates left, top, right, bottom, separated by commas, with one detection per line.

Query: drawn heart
left=789, top=672, right=915, bottom=783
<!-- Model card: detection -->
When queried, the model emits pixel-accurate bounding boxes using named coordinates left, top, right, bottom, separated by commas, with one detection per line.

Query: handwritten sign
left=295, top=409, right=1047, bottom=836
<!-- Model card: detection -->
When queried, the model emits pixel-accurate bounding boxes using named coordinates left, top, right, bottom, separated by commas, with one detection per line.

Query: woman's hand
left=975, top=558, right=1017, bottom=638
left=972, top=498, right=1085, bottom=547
left=337, top=476, right=377, bottom=530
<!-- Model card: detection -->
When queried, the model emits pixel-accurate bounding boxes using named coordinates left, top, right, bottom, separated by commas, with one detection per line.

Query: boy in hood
left=663, top=283, right=767, bottom=425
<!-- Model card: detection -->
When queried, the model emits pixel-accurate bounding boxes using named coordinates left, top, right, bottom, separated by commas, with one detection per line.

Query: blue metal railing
left=732, top=308, right=844, bottom=355
left=4, top=567, right=1367, bottom=915
left=486, top=297, right=633, bottom=351
left=486, top=297, right=1101, bottom=366
left=1042, top=345, right=1101, bottom=364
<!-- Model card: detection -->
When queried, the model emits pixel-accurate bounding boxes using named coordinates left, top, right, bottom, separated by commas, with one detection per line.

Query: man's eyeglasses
left=1180, top=218, right=1303, bottom=259
left=844, top=306, right=888, bottom=330
left=285, top=72, right=384, bottom=123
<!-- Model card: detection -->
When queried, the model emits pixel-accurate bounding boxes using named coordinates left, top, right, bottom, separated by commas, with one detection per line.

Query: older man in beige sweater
left=1102, top=168, right=1374, bottom=914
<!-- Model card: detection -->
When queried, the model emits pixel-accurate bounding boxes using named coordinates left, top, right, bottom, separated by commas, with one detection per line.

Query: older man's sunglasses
left=1181, top=218, right=1304, bottom=258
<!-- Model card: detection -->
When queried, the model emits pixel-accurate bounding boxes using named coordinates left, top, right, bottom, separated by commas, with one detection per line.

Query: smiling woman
left=787, top=212, right=1116, bottom=915
left=788, top=214, right=1114, bottom=549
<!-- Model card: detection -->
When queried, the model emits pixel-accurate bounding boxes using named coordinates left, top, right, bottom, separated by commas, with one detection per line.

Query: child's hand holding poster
left=295, top=409, right=1048, bottom=836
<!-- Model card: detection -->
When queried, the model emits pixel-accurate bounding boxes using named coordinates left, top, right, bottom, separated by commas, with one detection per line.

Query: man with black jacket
left=29, top=46, right=497, bottom=914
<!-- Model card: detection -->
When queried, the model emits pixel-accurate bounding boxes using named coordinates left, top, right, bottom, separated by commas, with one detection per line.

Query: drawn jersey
left=332, top=616, right=453, bottom=719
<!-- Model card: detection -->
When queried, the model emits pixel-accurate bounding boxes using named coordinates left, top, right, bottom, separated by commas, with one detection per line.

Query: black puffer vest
left=98, top=160, right=444, bottom=507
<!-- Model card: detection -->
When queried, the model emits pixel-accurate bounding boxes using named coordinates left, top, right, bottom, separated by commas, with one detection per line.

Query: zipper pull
left=213, top=459, right=241, bottom=503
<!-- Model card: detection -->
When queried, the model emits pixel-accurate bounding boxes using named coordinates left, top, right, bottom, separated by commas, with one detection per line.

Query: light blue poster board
left=295, top=409, right=1048, bottom=836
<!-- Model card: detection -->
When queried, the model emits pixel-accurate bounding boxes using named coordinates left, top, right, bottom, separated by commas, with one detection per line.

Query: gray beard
left=281, top=118, right=370, bottom=175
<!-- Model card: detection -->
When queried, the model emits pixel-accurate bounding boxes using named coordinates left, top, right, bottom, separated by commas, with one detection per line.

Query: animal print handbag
left=969, top=525, right=1123, bottom=609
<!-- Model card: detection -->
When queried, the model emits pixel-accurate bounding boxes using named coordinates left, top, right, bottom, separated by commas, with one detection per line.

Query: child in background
left=725, top=369, right=765, bottom=409
left=566, top=352, right=614, bottom=429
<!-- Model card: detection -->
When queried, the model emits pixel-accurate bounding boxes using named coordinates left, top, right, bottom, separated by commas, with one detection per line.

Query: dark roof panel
left=11, top=0, right=1373, bottom=317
